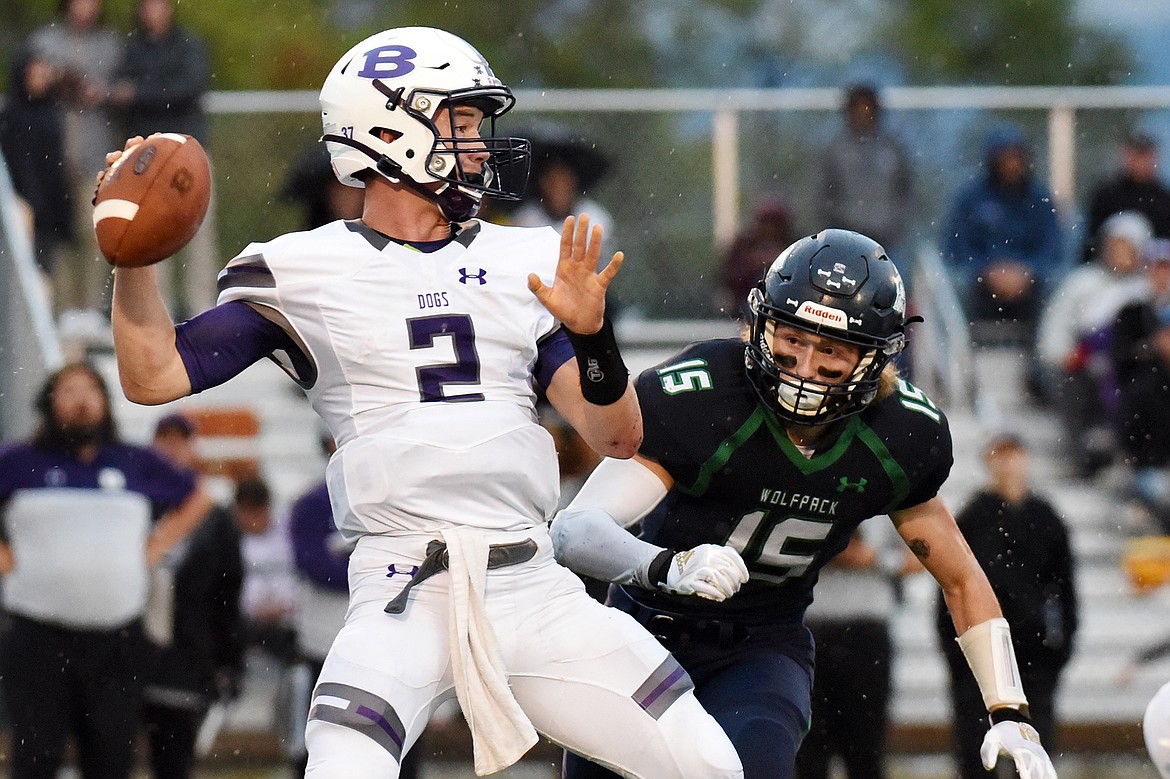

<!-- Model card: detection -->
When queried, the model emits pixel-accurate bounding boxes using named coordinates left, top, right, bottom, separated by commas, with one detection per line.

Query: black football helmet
left=745, top=229, right=910, bottom=426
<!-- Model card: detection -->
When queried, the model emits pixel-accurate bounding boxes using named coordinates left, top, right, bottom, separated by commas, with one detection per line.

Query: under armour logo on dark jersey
left=386, top=563, right=420, bottom=579
left=459, top=267, right=487, bottom=285
left=837, top=476, right=867, bottom=493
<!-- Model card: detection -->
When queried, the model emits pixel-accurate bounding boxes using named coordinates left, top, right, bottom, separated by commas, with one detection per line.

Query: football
left=93, top=133, right=212, bottom=268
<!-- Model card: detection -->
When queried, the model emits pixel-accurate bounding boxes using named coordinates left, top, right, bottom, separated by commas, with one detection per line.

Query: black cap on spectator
left=154, top=412, right=194, bottom=438
left=1126, top=131, right=1158, bottom=151
left=845, top=82, right=880, bottom=109
left=984, top=431, right=1026, bottom=456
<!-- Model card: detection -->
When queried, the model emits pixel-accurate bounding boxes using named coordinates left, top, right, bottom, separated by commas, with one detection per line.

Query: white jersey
left=218, top=219, right=565, bottom=539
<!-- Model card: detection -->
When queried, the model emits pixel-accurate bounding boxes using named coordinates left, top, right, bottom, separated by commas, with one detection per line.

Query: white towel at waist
left=441, top=526, right=537, bottom=776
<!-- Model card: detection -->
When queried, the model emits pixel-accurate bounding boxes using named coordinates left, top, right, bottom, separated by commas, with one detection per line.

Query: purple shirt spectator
left=0, top=441, right=196, bottom=518
left=288, top=481, right=348, bottom=591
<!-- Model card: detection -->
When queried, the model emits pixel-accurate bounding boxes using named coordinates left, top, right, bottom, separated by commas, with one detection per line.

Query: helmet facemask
left=745, top=286, right=904, bottom=426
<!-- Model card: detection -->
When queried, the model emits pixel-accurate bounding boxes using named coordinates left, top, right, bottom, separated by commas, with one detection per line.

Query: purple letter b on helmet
left=358, top=46, right=417, bottom=79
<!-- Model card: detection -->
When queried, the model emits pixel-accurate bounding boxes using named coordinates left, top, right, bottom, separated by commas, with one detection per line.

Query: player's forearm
left=576, top=384, right=642, bottom=459
left=940, top=568, right=1003, bottom=636
left=147, top=485, right=214, bottom=566
left=112, top=266, right=192, bottom=404
left=550, top=506, right=664, bottom=586
left=563, top=318, right=641, bottom=458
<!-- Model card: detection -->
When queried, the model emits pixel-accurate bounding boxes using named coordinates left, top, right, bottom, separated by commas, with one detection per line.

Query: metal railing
left=207, top=83, right=1170, bottom=244
left=908, top=243, right=977, bottom=415
left=0, top=155, right=63, bottom=440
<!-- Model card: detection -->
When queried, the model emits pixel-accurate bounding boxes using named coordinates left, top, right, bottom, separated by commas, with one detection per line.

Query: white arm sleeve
left=549, top=457, right=670, bottom=586
left=566, top=456, right=670, bottom=528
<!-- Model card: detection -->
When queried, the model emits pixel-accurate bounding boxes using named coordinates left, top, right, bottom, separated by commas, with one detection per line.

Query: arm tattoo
left=908, top=538, right=930, bottom=559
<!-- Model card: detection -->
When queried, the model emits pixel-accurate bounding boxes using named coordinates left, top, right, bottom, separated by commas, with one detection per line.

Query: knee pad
left=655, top=691, right=744, bottom=779
left=304, top=718, right=406, bottom=777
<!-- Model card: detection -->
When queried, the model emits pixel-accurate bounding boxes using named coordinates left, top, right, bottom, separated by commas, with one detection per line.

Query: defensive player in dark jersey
left=553, top=230, right=1058, bottom=779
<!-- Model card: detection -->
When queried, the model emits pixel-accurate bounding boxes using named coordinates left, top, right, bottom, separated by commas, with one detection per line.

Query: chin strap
left=375, top=156, right=479, bottom=221
left=321, top=133, right=481, bottom=222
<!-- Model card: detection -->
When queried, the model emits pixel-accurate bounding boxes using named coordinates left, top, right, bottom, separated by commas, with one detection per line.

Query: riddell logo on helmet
left=795, top=301, right=847, bottom=328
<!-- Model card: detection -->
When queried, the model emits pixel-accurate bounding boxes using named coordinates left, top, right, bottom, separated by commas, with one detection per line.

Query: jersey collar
left=344, top=219, right=481, bottom=253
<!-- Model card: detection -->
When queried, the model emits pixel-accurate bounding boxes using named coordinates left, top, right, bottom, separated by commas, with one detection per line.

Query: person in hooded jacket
left=0, top=46, right=74, bottom=282
left=943, top=124, right=1064, bottom=345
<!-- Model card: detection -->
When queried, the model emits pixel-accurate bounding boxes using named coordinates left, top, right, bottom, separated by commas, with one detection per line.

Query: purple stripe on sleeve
left=534, top=327, right=573, bottom=390
left=175, top=301, right=297, bottom=393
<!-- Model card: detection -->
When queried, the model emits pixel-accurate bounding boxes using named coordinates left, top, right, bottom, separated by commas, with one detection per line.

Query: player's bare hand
left=528, top=213, right=624, bottom=335
left=93, top=135, right=145, bottom=202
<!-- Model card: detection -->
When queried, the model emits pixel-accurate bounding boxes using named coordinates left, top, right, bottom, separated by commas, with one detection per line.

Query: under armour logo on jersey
left=459, top=267, right=488, bottom=285
left=386, top=563, right=420, bottom=579
left=837, top=476, right=867, bottom=493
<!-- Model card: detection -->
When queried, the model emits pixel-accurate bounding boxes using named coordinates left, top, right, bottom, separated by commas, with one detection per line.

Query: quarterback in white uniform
left=104, top=26, right=743, bottom=779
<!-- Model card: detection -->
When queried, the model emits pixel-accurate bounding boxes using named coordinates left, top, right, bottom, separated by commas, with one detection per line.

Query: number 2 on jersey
left=407, top=314, right=484, bottom=403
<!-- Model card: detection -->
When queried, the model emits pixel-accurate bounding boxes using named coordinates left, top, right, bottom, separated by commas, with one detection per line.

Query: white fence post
left=712, top=106, right=740, bottom=249
left=1048, top=104, right=1078, bottom=215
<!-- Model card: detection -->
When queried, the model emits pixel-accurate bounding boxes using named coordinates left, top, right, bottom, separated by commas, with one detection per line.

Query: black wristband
left=647, top=549, right=676, bottom=587
left=565, top=318, right=629, bottom=406
left=988, top=706, right=1033, bottom=726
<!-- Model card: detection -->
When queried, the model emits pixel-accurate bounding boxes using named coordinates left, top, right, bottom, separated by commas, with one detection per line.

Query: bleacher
left=889, top=345, right=1165, bottom=754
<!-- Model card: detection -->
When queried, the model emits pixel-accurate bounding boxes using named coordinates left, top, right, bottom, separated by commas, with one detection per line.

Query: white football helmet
left=319, top=27, right=530, bottom=220
left=1147, top=681, right=1170, bottom=779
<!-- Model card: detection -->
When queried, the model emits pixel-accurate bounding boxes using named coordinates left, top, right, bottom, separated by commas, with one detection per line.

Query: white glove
left=663, top=544, right=749, bottom=601
left=980, top=720, right=1058, bottom=779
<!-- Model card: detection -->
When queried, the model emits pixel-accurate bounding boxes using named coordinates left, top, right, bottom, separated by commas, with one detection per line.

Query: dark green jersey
left=624, top=338, right=952, bottom=625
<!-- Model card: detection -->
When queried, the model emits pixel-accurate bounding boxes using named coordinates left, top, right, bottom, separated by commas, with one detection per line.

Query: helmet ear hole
left=373, top=128, right=403, bottom=144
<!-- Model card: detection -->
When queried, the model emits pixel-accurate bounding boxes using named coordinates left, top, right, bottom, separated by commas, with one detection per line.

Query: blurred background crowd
left=3, top=0, right=1170, bottom=777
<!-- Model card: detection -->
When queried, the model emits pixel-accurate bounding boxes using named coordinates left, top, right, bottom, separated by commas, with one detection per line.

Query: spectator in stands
left=818, top=82, right=914, bottom=256
left=235, top=475, right=299, bottom=664
left=281, top=141, right=365, bottom=230
left=0, top=46, right=74, bottom=294
left=795, top=524, right=920, bottom=779
left=0, top=363, right=211, bottom=779
left=935, top=432, right=1078, bottom=779
left=283, top=428, right=422, bottom=776
left=108, top=0, right=216, bottom=317
left=1082, top=132, right=1170, bottom=265
left=717, top=196, right=797, bottom=320
left=1112, top=238, right=1170, bottom=388
left=943, top=124, right=1064, bottom=345
left=1118, top=305, right=1170, bottom=535
left=142, top=412, right=244, bottom=779
left=1038, top=210, right=1151, bottom=477
left=511, top=127, right=614, bottom=238
left=28, top=0, right=122, bottom=314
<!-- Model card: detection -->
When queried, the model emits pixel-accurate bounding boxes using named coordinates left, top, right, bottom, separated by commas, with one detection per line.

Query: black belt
left=384, top=538, right=538, bottom=615
left=621, top=593, right=754, bottom=650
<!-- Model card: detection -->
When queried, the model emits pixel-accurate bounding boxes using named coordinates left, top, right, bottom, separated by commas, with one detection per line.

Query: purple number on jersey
left=407, top=314, right=484, bottom=403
